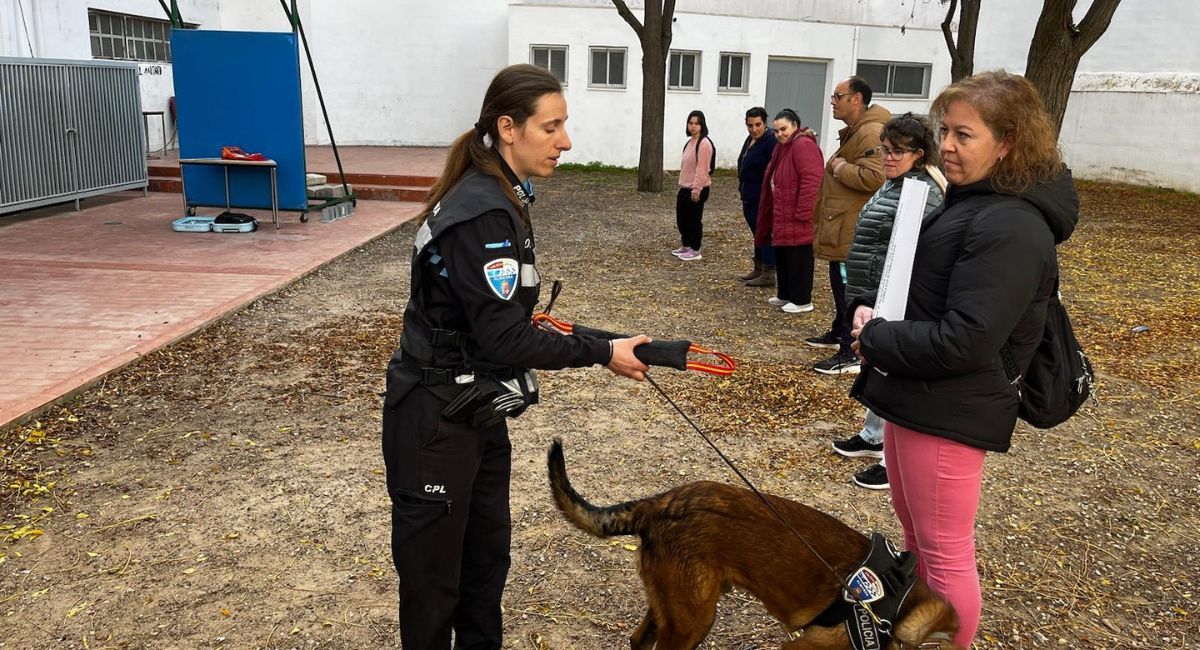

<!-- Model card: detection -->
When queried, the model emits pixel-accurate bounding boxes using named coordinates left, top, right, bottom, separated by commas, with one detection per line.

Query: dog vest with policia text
left=811, top=532, right=919, bottom=650
left=388, top=165, right=542, bottom=424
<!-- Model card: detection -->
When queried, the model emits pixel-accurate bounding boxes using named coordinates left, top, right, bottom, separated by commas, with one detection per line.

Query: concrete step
left=147, top=168, right=434, bottom=203
left=353, top=184, right=430, bottom=202
left=307, top=183, right=353, bottom=199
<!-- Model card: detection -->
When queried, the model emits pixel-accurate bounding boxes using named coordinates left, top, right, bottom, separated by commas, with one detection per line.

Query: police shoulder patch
left=483, top=258, right=519, bottom=300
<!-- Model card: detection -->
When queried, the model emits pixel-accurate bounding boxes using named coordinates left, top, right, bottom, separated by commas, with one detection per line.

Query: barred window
left=89, top=9, right=193, bottom=63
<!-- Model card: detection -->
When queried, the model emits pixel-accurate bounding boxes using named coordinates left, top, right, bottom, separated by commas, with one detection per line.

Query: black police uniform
left=382, top=154, right=611, bottom=650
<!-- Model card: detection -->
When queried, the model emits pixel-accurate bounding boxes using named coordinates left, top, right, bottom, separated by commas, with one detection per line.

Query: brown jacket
left=813, top=104, right=891, bottom=261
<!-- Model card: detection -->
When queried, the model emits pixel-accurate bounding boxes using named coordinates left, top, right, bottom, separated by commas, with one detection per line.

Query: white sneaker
left=671, top=246, right=687, bottom=257
left=767, top=296, right=788, bottom=307
left=781, top=302, right=814, bottom=313
left=678, top=248, right=702, bottom=261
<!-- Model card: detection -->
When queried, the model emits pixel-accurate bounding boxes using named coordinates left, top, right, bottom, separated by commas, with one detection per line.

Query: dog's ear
left=891, top=588, right=959, bottom=649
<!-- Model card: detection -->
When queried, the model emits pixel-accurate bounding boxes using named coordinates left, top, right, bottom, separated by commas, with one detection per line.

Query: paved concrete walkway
left=0, top=191, right=420, bottom=428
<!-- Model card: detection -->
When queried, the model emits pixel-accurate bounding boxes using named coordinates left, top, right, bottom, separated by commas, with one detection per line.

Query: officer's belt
left=399, top=348, right=517, bottom=386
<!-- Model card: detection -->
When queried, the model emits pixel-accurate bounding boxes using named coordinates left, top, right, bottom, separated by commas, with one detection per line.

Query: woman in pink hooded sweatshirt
left=672, top=110, right=715, bottom=261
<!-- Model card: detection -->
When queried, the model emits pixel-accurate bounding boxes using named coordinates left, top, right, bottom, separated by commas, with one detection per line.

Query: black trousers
left=828, top=260, right=853, bottom=353
left=775, top=245, right=813, bottom=305
left=675, top=186, right=710, bottom=250
left=382, top=385, right=512, bottom=650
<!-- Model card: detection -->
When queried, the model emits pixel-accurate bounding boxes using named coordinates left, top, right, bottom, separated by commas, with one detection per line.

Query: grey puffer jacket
left=845, top=168, right=945, bottom=304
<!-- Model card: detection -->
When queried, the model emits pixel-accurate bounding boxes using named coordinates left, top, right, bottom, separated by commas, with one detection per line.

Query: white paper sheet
left=874, top=177, right=930, bottom=322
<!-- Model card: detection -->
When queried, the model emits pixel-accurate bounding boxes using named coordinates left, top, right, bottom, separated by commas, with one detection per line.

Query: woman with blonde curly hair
left=847, top=70, right=1080, bottom=646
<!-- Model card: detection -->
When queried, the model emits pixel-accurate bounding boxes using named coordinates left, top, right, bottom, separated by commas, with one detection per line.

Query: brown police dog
left=547, top=439, right=964, bottom=650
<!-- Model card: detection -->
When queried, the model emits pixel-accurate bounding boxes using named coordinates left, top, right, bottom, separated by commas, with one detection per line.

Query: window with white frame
left=718, top=52, right=749, bottom=92
left=856, top=60, right=932, bottom=98
left=530, top=45, right=568, bottom=84
left=668, top=50, right=701, bottom=91
left=589, top=47, right=626, bottom=89
left=89, top=9, right=192, bottom=63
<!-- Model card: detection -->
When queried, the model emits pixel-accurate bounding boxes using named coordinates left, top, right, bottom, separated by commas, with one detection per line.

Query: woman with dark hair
left=849, top=71, right=1080, bottom=647
left=672, top=110, right=714, bottom=261
left=830, top=113, right=946, bottom=490
left=382, top=63, right=650, bottom=650
left=736, top=106, right=777, bottom=285
left=755, top=108, right=823, bottom=313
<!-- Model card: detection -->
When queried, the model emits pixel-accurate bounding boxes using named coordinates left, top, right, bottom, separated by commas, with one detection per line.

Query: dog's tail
left=547, top=438, right=646, bottom=538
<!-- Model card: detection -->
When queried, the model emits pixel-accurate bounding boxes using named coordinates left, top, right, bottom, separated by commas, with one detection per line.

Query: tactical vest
left=387, top=169, right=541, bottom=410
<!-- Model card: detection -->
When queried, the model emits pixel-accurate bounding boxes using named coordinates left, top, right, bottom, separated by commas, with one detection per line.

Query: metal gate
left=0, top=57, right=147, bottom=215
left=765, top=58, right=830, bottom=140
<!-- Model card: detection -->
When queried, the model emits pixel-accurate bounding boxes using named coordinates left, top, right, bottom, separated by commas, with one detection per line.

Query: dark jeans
left=383, top=386, right=512, bottom=650
left=775, top=245, right=813, bottom=305
left=828, top=260, right=853, bottom=353
left=676, top=186, right=710, bottom=250
left=741, top=198, right=775, bottom=266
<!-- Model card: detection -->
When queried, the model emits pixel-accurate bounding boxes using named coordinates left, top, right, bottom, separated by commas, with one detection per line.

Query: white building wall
left=509, top=5, right=950, bottom=169
left=217, top=0, right=510, bottom=147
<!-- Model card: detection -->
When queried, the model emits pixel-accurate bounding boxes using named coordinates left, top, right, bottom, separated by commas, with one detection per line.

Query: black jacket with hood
left=850, top=170, right=1079, bottom=452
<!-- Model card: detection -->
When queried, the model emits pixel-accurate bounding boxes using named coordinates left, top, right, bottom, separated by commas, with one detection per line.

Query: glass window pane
left=856, top=63, right=889, bottom=97
left=719, top=55, right=729, bottom=87
left=114, top=38, right=126, bottom=59
left=731, top=56, right=744, bottom=89
left=89, top=14, right=98, bottom=31
left=610, top=51, right=624, bottom=86
left=101, top=37, right=113, bottom=58
left=682, top=54, right=695, bottom=88
left=533, top=48, right=548, bottom=67
left=892, top=65, right=926, bottom=95
left=669, top=53, right=680, bottom=87
left=90, top=36, right=102, bottom=56
left=592, top=50, right=607, bottom=85
left=166, top=43, right=172, bottom=63
left=114, top=17, right=126, bottom=37
left=551, top=50, right=566, bottom=83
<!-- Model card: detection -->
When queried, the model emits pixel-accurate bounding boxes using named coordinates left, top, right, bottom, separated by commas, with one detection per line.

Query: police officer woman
left=382, top=64, right=650, bottom=650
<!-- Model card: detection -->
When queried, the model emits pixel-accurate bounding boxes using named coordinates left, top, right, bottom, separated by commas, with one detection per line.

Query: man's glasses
left=830, top=92, right=850, bottom=101
left=875, top=145, right=916, bottom=159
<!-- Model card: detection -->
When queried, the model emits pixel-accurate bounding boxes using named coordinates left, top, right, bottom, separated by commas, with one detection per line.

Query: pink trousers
left=883, top=421, right=986, bottom=648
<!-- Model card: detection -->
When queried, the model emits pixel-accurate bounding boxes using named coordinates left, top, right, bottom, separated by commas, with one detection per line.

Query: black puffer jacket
left=850, top=171, right=1079, bottom=452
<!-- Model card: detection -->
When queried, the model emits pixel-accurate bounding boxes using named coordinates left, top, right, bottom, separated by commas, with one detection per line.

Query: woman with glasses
left=831, top=113, right=946, bottom=490
left=849, top=72, right=1079, bottom=647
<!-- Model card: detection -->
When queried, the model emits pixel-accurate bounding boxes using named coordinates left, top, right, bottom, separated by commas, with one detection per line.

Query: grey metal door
left=0, top=63, right=76, bottom=208
left=66, top=64, right=145, bottom=192
left=765, top=59, right=829, bottom=137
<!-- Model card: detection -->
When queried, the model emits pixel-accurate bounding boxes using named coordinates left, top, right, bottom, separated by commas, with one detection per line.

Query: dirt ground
left=2, top=170, right=1198, bottom=649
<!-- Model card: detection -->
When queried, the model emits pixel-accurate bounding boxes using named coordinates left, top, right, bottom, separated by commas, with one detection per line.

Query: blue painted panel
left=171, top=30, right=307, bottom=211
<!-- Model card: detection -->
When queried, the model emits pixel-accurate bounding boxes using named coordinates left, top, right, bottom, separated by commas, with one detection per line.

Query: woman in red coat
left=755, top=109, right=825, bottom=313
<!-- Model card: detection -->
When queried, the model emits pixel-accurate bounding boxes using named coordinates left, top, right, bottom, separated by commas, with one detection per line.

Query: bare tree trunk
left=1025, top=0, right=1124, bottom=135
left=613, top=0, right=674, bottom=192
left=941, top=0, right=981, bottom=82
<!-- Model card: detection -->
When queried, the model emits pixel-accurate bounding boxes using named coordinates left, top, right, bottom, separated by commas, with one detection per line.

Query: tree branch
left=1073, top=0, right=1123, bottom=54
left=941, top=0, right=960, bottom=64
left=662, top=0, right=677, bottom=40
left=611, top=0, right=644, bottom=39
